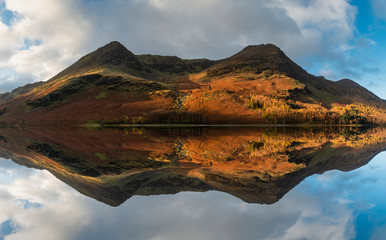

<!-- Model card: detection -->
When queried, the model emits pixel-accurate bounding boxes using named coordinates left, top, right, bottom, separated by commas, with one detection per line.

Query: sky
left=0, top=0, right=386, bottom=98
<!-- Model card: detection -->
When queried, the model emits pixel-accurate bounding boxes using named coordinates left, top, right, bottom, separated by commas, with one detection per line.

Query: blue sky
left=0, top=0, right=386, bottom=98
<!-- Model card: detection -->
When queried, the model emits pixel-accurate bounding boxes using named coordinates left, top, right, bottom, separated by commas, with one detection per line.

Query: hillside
left=0, top=41, right=385, bottom=125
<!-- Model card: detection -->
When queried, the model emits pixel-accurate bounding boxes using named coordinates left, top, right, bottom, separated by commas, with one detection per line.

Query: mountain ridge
left=0, top=41, right=385, bottom=125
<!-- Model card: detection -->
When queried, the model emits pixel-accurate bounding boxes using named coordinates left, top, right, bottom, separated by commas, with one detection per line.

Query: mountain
left=0, top=41, right=385, bottom=125
left=0, top=126, right=385, bottom=206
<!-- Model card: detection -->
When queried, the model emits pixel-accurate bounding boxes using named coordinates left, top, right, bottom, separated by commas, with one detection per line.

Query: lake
left=0, top=126, right=385, bottom=240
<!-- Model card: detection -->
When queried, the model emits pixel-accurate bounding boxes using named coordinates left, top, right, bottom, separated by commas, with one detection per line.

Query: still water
left=0, top=127, right=385, bottom=240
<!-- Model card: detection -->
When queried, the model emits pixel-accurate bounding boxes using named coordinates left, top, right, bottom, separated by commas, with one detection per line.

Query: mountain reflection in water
left=0, top=126, right=385, bottom=207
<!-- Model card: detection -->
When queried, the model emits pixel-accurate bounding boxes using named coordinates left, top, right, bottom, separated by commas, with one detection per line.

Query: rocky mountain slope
left=0, top=41, right=385, bottom=125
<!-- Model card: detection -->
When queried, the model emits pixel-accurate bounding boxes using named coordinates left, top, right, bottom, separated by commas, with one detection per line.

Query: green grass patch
left=81, top=121, right=101, bottom=128
left=95, top=92, right=107, bottom=99
left=95, top=153, right=107, bottom=160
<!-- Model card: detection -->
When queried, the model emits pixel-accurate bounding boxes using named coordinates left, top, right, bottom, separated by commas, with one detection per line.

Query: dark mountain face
left=207, top=44, right=308, bottom=77
left=0, top=41, right=385, bottom=125
left=62, top=41, right=215, bottom=79
left=91, top=41, right=138, bottom=66
left=76, top=41, right=139, bottom=68
left=136, top=54, right=215, bottom=78
left=48, top=41, right=144, bottom=81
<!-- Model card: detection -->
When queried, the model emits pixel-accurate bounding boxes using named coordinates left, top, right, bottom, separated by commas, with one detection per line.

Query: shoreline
left=1, top=121, right=382, bottom=129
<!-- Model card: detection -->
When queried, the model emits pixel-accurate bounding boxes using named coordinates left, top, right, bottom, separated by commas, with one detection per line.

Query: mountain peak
left=243, top=43, right=282, bottom=52
left=209, top=43, right=309, bottom=81
left=236, top=44, right=283, bottom=57
left=88, top=41, right=136, bottom=66
left=338, top=78, right=359, bottom=86
left=49, top=41, right=141, bottom=80
left=104, top=41, right=125, bottom=47
left=97, top=41, right=128, bottom=52
left=227, top=43, right=288, bottom=63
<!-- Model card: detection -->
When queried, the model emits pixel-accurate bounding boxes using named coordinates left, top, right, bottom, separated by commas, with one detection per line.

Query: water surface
left=0, top=126, right=385, bottom=239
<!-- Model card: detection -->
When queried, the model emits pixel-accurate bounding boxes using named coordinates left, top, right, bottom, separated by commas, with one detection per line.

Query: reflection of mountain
left=0, top=127, right=385, bottom=206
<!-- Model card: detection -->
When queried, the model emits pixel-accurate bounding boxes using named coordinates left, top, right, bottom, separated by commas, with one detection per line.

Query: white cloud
left=0, top=0, right=92, bottom=92
left=269, top=0, right=357, bottom=65
left=0, top=159, right=91, bottom=240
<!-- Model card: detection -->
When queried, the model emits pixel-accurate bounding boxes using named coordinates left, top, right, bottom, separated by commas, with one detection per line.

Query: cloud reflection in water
left=0, top=152, right=385, bottom=239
